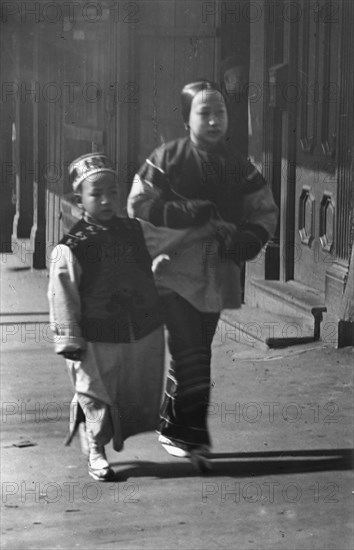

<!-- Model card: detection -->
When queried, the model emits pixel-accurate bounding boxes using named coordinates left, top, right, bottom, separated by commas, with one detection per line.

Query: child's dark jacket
left=48, top=216, right=162, bottom=353
left=127, top=137, right=279, bottom=313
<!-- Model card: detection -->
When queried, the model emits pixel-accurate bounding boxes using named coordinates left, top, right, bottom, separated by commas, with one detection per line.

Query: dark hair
left=220, top=55, right=245, bottom=78
left=180, top=80, right=222, bottom=124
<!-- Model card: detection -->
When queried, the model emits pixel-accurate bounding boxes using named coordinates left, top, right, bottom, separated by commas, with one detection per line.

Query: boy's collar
left=82, top=212, right=117, bottom=228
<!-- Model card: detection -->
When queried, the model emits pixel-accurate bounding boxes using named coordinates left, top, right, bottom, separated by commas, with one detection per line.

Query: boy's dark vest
left=60, top=217, right=161, bottom=343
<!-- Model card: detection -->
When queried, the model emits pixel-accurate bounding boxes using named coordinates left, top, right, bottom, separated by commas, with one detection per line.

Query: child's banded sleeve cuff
left=47, top=244, right=85, bottom=355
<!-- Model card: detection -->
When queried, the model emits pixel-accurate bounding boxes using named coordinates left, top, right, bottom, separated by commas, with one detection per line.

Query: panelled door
left=292, top=0, right=340, bottom=291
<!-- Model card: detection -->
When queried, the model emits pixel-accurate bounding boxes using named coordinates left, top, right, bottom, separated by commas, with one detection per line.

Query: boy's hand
left=59, top=349, right=83, bottom=361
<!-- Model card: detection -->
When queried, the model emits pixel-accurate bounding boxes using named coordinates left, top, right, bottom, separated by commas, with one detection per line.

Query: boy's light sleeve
left=47, top=244, right=86, bottom=354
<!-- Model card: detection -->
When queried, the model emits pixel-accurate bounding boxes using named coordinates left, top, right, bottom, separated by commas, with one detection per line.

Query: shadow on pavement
left=111, top=448, right=353, bottom=480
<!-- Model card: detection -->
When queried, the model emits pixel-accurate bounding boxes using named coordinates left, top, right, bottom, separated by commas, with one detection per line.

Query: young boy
left=48, top=153, right=169, bottom=481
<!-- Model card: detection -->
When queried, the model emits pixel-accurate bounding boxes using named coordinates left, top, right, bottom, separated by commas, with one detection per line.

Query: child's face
left=79, top=173, right=119, bottom=222
left=188, top=89, right=228, bottom=150
left=224, top=66, right=244, bottom=94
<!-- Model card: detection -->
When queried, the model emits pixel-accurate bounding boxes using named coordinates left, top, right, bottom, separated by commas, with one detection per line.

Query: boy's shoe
left=88, top=445, right=115, bottom=481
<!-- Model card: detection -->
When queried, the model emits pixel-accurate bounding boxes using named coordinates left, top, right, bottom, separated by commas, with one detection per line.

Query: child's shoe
left=158, top=434, right=189, bottom=457
left=158, top=434, right=212, bottom=473
left=88, top=443, right=115, bottom=481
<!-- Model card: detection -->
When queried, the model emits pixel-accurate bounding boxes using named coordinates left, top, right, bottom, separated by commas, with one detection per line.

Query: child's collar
left=189, top=138, right=226, bottom=157
left=82, top=212, right=117, bottom=228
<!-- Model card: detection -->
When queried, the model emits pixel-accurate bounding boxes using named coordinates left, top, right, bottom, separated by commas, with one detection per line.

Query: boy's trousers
left=66, top=326, right=165, bottom=451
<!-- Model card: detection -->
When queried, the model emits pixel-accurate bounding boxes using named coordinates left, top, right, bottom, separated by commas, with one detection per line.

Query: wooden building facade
left=245, top=0, right=354, bottom=345
left=1, top=0, right=353, bottom=345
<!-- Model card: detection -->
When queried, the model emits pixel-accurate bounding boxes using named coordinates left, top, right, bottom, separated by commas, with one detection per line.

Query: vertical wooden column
left=334, top=0, right=353, bottom=264
left=244, top=1, right=267, bottom=294
left=279, top=14, right=298, bottom=282
left=262, top=0, right=284, bottom=280
left=12, top=87, right=34, bottom=240
left=11, top=31, right=36, bottom=265
left=325, top=0, right=354, bottom=319
left=30, top=99, right=47, bottom=268
left=30, top=31, right=47, bottom=269
left=107, top=9, right=128, bottom=213
left=115, top=13, right=135, bottom=210
left=0, top=29, right=16, bottom=251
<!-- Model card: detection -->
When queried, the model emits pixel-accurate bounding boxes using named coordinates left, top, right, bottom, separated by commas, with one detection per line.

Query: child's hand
left=164, top=199, right=217, bottom=228
left=218, top=230, right=264, bottom=264
left=187, top=200, right=217, bottom=225
left=211, top=220, right=238, bottom=249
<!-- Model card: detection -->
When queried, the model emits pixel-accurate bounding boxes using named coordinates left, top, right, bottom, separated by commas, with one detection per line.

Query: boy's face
left=188, top=89, right=228, bottom=150
left=78, top=172, right=119, bottom=222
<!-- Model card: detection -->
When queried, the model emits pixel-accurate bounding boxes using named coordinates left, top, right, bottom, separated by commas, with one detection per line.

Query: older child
left=127, top=81, right=278, bottom=470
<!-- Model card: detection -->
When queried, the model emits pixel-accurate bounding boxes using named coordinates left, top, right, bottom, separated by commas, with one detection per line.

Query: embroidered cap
left=69, top=153, right=117, bottom=192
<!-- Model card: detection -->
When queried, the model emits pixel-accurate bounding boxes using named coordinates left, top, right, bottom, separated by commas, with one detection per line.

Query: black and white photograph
left=1, top=0, right=353, bottom=548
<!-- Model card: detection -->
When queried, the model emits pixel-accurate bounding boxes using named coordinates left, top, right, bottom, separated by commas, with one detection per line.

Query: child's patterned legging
left=159, top=292, right=219, bottom=448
